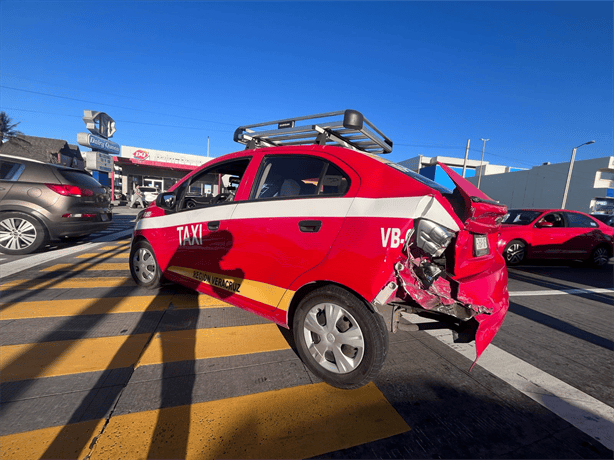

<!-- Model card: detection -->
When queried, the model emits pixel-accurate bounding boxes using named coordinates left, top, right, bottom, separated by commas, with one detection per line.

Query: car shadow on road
left=508, top=268, right=614, bottom=306
left=507, top=301, right=613, bottom=351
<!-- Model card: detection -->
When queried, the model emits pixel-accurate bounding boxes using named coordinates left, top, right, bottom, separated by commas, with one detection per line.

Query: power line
left=0, top=85, right=237, bottom=127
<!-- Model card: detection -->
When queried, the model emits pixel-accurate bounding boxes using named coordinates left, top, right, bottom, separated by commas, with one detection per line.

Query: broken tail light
left=415, top=219, right=455, bottom=257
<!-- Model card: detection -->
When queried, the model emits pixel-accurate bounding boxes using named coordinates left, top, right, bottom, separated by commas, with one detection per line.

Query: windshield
left=385, top=162, right=452, bottom=194
left=502, top=210, right=542, bottom=225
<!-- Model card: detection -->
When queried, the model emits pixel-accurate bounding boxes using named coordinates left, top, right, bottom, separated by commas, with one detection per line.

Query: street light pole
left=561, top=140, right=595, bottom=209
left=477, top=138, right=489, bottom=189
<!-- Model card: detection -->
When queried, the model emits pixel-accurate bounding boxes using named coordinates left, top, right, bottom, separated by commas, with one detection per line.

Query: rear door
left=561, top=211, right=601, bottom=258
left=224, top=153, right=356, bottom=316
left=0, top=158, right=24, bottom=202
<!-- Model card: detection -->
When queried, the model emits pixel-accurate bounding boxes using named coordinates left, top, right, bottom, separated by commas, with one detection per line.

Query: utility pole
left=477, top=138, right=489, bottom=189
left=561, top=140, right=595, bottom=209
left=462, top=139, right=470, bottom=177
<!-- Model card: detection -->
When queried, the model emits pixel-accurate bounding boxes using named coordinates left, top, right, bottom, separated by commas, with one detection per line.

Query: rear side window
left=565, top=212, right=598, bottom=228
left=57, top=169, right=103, bottom=188
left=0, top=160, right=24, bottom=181
left=253, top=156, right=350, bottom=199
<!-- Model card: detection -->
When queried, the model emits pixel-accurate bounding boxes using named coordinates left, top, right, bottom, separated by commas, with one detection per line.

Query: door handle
left=208, top=221, right=220, bottom=231
left=299, top=220, right=322, bottom=233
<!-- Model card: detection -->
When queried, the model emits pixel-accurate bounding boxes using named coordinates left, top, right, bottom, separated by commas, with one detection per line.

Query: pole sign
left=77, top=110, right=118, bottom=174
left=77, top=132, right=120, bottom=154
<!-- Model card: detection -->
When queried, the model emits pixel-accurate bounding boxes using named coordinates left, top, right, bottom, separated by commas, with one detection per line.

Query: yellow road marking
left=1, top=334, right=151, bottom=382
left=1, top=383, right=409, bottom=460
left=137, top=324, right=289, bottom=367
left=0, top=324, right=288, bottom=382
left=98, top=245, right=128, bottom=250
left=42, top=263, right=130, bottom=271
left=90, top=382, right=410, bottom=459
left=0, top=419, right=105, bottom=460
left=0, top=277, right=135, bottom=290
left=76, top=252, right=129, bottom=259
left=0, top=294, right=231, bottom=320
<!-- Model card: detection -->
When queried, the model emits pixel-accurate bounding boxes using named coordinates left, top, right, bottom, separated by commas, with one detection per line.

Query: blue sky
left=1, top=1, right=612, bottom=169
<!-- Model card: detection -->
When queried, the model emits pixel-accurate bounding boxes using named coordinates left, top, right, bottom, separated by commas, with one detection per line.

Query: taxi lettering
left=177, top=224, right=202, bottom=246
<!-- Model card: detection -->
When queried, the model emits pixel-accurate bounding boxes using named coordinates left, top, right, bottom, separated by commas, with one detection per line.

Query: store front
left=115, top=146, right=213, bottom=200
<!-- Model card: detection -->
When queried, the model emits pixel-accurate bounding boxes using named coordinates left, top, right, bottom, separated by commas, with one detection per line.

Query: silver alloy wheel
left=506, top=242, right=525, bottom=264
left=593, top=246, right=610, bottom=267
left=0, top=217, right=37, bottom=251
left=132, top=246, right=158, bottom=284
left=302, top=302, right=365, bottom=374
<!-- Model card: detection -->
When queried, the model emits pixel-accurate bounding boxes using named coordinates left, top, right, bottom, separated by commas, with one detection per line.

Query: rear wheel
left=0, top=212, right=48, bottom=255
left=130, top=240, right=162, bottom=289
left=504, top=239, right=526, bottom=266
left=589, top=245, right=610, bottom=268
left=293, top=285, right=388, bottom=389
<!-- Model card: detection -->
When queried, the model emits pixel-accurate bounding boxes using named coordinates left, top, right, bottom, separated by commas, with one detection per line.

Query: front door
left=223, top=153, right=357, bottom=320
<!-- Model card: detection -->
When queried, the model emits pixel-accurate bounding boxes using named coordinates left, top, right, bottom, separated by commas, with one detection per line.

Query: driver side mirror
left=156, top=192, right=176, bottom=212
left=536, top=220, right=553, bottom=228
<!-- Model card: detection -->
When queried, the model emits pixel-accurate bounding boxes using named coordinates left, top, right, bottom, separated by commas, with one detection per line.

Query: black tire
left=504, top=239, right=526, bottom=266
left=292, top=285, right=389, bottom=389
left=588, top=245, right=610, bottom=268
left=0, top=212, right=48, bottom=255
left=130, top=240, right=162, bottom=289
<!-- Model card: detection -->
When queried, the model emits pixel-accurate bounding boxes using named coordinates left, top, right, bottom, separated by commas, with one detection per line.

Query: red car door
left=223, top=153, right=358, bottom=323
left=530, top=212, right=570, bottom=258
left=560, top=211, right=602, bottom=258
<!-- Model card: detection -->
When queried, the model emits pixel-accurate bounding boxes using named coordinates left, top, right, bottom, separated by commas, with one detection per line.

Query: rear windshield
left=57, top=169, right=103, bottom=189
left=386, top=162, right=452, bottom=194
left=502, top=210, right=542, bottom=225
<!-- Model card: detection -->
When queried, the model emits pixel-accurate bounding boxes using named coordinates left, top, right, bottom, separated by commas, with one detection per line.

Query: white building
left=466, top=156, right=614, bottom=214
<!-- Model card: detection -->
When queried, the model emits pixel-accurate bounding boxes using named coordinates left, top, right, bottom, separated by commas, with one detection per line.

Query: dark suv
left=0, top=153, right=112, bottom=254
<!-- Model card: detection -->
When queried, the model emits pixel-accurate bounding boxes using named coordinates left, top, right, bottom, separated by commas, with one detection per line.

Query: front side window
left=565, top=212, right=598, bottom=228
left=177, top=158, right=251, bottom=210
left=253, top=156, right=350, bottom=200
left=538, top=212, right=565, bottom=228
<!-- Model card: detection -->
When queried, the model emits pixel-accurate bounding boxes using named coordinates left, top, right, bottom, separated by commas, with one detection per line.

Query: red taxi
left=129, top=110, right=509, bottom=389
left=499, top=209, right=614, bottom=267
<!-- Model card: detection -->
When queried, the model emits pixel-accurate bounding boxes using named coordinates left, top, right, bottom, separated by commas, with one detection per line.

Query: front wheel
left=293, top=285, right=389, bottom=389
left=504, top=239, right=526, bottom=266
left=130, top=240, right=162, bottom=289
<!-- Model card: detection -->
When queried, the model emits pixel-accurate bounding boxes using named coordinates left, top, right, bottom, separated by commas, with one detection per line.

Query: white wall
left=467, top=156, right=614, bottom=213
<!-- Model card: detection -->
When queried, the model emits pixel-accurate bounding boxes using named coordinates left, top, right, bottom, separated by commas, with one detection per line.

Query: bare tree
left=0, top=111, right=24, bottom=143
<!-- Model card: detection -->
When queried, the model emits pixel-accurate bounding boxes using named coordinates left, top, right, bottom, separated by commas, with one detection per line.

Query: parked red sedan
left=499, top=209, right=614, bottom=267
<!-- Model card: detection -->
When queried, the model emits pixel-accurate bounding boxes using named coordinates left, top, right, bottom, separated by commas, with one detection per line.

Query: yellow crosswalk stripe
left=76, top=253, right=129, bottom=259
left=1, top=324, right=288, bottom=382
left=0, top=294, right=232, bottom=320
left=137, top=324, right=289, bottom=367
left=0, top=277, right=134, bottom=290
left=42, top=263, right=130, bottom=271
left=0, top=419, right=105, bottom=460
left=0, top=383, right=410, bottom=460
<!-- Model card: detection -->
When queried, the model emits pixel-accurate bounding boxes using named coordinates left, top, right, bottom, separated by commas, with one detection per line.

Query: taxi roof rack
left=233, top=109, right=393, bottom=154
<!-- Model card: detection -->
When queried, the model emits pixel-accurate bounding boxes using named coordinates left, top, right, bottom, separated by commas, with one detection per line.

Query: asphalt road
left=0, top=215, right=612, bottom=459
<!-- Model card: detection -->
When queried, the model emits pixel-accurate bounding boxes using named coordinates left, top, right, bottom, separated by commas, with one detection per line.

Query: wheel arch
left=285, top=280, right=376, bottom=331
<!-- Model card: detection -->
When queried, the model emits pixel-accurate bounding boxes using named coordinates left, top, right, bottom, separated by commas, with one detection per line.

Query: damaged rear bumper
left=374, top=257, right=509, bottom=366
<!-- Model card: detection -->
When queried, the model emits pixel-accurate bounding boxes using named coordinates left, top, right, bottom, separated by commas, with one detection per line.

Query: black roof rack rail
left=233, top=109, right=393, bottom=154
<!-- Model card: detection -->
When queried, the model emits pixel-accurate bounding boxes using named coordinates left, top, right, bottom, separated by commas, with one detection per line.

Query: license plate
left=474, top=234, right=489, bottom=256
